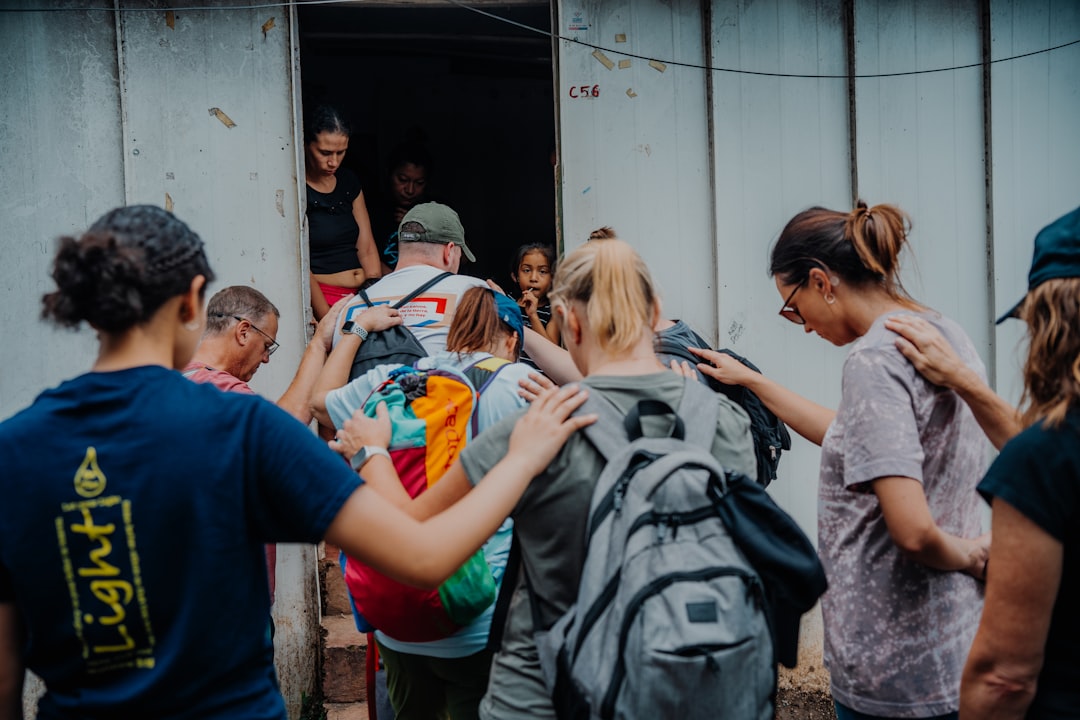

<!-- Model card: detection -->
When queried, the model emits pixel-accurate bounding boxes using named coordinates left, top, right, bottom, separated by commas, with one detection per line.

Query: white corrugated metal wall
left=555, top=0, right=717, bottom=343
left=556, top=0, right=1080, bottom=539
left=0, top=2, right=318, bottom=716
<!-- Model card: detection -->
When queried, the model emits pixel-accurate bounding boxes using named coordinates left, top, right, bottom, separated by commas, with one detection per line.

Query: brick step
left=326, top=701, right=370, bottom=720
left=323, top=610, right=369, bottom=703
left=320, top=544, right=371, bottom=718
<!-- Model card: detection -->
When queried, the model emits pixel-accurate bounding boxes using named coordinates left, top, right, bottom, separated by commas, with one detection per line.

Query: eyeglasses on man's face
left=212, top=313, right=280, bottom=356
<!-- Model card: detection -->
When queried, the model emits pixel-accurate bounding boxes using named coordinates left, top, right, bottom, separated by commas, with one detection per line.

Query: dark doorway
left=299, top=2, right=557, bottom=286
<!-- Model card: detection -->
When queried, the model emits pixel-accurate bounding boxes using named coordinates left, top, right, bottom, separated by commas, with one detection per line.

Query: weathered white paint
left=0, top=2, right=123, bottom=421
left=0, top=2, right=317, bottom=717
left=556, top=0, right=716, bottom=342
left=707, top=0, right=850, bottom=535
left=854, top=0, right=989, bottom=362
left=988, top=0, right=1080, bottom=407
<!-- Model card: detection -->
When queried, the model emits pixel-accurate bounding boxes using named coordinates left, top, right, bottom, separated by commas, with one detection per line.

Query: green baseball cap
left=997, top=206, right=1080, bottom=323
left=398, top=202, right=476, bottom=262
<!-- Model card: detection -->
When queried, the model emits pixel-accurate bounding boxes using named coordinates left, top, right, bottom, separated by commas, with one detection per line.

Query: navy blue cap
left=493, top=291, right=525, bottom=355
left=997, top=206, right=1080, bottom=324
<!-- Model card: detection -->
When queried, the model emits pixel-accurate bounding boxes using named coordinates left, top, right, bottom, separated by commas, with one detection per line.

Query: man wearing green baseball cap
left=333, top=202, right=487, bottom=354
left=397, top=201, right=477, bottom=263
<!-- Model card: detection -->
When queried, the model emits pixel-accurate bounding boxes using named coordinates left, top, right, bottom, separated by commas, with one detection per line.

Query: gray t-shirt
left=819, top=311, right=988, bottom=716
left=459, top=372, right=756, bottom=720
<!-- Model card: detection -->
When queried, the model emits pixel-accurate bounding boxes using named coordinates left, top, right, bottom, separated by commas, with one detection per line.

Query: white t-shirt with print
left=333, top=265, right=487, bottom=354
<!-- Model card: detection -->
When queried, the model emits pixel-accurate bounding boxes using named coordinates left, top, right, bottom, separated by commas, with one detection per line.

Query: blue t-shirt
left=978, top=409, right=1080, bottom=719
left=0, top=366, right=361, bottom=719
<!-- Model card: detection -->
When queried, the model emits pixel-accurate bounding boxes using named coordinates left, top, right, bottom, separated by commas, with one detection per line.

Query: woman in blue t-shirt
left=0, top=205, right=592, bottom=719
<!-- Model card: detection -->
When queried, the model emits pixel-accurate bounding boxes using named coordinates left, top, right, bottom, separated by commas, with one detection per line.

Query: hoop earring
left=825, top=293, right=836, bottom=305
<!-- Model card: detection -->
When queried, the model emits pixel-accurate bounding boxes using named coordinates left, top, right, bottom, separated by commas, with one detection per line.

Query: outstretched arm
left=523, top=327, right=581, bottom=384
left=961, top=499, right=1060, bottom=719
left=886, top=315, right=1021, bottom=449
left=689, top=347, right=835, bottom=446
left=329, top=401, right=474, bottom=519
left=324, top=384, right=597, bottom=588
left=0, top=603, right=22, bottom=720
left=276, top=297, right=349, bottom=424
left=309, top=305, right=402, bottom=427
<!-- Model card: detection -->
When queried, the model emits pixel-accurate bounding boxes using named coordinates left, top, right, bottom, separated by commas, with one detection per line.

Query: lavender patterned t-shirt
left=819, top=311, right=988, bottom=717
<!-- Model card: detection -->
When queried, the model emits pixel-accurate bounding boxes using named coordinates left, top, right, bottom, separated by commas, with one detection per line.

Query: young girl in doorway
left=512, top=243, right=560, bottom=345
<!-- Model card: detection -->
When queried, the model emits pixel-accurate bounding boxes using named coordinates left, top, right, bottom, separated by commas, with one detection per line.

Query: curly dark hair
left=42, top=205, right=215, bottom=333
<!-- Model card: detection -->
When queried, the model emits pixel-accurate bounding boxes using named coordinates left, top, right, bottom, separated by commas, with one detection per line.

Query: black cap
left=997, top=206, right=1080, bottom=324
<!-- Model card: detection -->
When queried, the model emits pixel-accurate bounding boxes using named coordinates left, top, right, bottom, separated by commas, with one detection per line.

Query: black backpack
left=655, top=336, right=792, bottom=487
left=347, top=272, right=453, bottom=382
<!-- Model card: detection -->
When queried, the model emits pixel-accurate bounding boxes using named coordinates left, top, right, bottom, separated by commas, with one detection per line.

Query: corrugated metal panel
left=556, top=0, right=715, bottom=340
left=854, top=0, right=989, bottom=362
left=988, top=0, right=1080, bottom=406
left=0, top=2, right=124, bottom=420
left=0, top=3, right=316, bottom=717
left=707, top=0, right=850, bottom=536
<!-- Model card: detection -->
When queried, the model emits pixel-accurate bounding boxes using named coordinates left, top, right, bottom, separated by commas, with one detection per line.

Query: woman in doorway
left=305, top=105, right=382, bottom=319
left=0, top=204, right=592, bottom=719
left=371, top=141, right=433, bottom=274
left=691, top=201, right=990, bottom=720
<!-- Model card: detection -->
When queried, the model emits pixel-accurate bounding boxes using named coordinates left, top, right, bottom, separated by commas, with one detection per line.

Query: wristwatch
left=341, top=320, right=369, bottom=342
left=351, top=445, right=391, bottom=472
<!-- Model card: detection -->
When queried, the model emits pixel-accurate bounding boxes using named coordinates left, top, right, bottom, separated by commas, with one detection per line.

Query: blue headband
left=492, top=291, right=525, bottom=355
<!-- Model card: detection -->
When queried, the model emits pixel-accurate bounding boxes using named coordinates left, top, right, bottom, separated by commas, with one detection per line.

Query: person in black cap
left=888, top=206, right=1080, bottom=718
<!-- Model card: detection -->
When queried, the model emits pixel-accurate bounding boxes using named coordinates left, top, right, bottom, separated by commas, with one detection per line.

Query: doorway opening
left=298, top=2, right=557, bottom=285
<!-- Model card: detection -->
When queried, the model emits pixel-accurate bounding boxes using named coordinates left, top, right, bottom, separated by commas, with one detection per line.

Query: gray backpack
left=533, top=380, right=775, bottom=720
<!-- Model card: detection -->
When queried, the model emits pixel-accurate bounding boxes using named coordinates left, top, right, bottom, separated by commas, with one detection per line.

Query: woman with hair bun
left=0, top=204, right=591, bottom=719
left=692, top=201, right=991, bottom=720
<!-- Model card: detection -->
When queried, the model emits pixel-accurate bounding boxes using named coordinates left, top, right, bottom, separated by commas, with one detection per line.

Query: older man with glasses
left=182, top=284, right=349, bottom=609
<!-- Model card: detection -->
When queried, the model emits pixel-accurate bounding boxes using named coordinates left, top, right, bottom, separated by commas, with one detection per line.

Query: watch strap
left=351, top=445, right=391, bottom=472
left=341, top=320, right=369, bottom=342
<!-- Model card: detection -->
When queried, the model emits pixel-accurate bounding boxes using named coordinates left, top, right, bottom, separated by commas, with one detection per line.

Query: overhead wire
left=2, top=0, right=1077, bottom=80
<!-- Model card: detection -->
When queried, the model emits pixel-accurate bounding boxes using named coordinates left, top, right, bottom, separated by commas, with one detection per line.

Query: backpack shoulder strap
left=463, top=356, right=513, bottom=436
left=675, top=376, right=721, bottom=449
left=392, top=271, right=455, bottom=310
left=463, top=356, right=511, bottom=395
